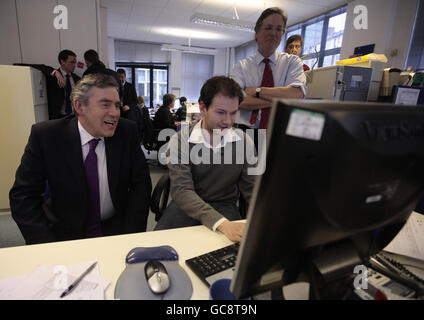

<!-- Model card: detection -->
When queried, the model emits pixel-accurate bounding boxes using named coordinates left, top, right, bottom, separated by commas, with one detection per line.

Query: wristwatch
left=256, top=87, right=261, bottom=98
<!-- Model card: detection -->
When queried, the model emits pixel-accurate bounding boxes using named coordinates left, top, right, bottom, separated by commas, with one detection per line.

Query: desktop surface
left=0, top=225, right=233, bottom=300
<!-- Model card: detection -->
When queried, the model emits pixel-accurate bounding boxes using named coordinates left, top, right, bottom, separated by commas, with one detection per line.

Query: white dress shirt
left=231, top=50, right=307, bottom=127
left=78, top=121, right=115, bottom=220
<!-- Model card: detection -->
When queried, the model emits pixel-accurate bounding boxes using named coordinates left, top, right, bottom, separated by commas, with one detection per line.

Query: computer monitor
left=230, top=99, right=424, bottom=299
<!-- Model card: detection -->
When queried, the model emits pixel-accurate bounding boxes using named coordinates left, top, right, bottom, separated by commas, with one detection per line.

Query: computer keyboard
left=185, top=242, right=240, bottom=286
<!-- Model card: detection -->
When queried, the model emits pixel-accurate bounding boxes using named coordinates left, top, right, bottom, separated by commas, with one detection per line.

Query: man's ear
left=73, top=99, right=84, bottom=116
left=199, top=101, right=207, bottom=116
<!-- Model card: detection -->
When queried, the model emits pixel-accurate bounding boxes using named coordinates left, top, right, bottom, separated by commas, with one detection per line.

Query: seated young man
left=154, top=76, right=257, bottom=242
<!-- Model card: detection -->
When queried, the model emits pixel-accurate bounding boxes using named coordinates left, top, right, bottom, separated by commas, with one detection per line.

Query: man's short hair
left=116, top=68, right=126, bottom=76
left=199, top=76, right=243, bottom=109
left=84, top=49, right=99, bottom=64
left=285, top=34, right=303, bottom=50
left=71, top=73, right=119, bottom=111
left=254, top=7, right=288, bottom=33
left=58, top=49, right=76, bottom=64
left=163, top=93, right=176, bottom=108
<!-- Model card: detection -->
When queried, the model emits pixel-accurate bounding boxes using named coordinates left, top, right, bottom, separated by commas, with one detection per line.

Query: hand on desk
left=217, top=221, right=245, bottom=242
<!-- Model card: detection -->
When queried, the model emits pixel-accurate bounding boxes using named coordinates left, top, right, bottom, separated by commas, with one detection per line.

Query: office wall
left=0, top=0, right=103, bottom=76
left=213, top=48, right=229, bottom=76
left=0, top=0, right=24, bottom=65
left=341, top=0, right=418, bottom=68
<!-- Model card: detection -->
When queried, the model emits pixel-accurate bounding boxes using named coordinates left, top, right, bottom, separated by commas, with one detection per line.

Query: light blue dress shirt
left=231, top=50, right=307, bottom=127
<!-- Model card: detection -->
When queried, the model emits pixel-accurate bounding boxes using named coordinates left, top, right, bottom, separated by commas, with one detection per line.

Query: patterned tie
left=84, top=138, right=102, bottom=237
left=249, top=58, right=274, bottom=129
left=65, top=73, right=72, bottom=115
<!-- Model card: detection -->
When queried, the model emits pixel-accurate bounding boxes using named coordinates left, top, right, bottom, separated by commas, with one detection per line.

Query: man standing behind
left=285, top=34, right=310, bottom=71
left=49, top=50, right=81, bottom=119
left=83, top=49, right=123, bottom=100
left=10, top=74, right=152, bottom=245
left=154, top=76, right=256, bottom=242
left=231, top=7, right=307, bottom=130
left=116, top=68, right=139, bottom=122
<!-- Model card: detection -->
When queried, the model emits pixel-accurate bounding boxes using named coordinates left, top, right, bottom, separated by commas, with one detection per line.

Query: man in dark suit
left=153, top=93, right=177, bottom=131
left=48, top=50, right=81, bottom=119
left=83, top=49, right=123, bottom=100
left=9, top=74, right=152, bottom=245
left=116, top=68, right=139, bottom=122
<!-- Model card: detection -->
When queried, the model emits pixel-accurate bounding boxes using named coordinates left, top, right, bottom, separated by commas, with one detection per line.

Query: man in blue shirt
left=231, top=7, right=307, bottom=130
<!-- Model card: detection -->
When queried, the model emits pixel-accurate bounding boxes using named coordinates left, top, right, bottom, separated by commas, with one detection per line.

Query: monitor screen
left=354, top=43, right=375, bottom=56
left=231, top=99, right=424, bottom=299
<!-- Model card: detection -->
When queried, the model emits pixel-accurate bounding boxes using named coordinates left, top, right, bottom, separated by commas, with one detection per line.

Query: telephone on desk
left=365, top=252, right=424, bottom=299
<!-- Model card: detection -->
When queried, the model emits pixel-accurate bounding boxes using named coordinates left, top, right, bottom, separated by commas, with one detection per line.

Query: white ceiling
left=101, top=0, right=348, bottom=49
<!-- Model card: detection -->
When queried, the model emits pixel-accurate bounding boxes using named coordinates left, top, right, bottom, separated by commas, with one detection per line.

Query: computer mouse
left=144, top=260, right=170, bottom=294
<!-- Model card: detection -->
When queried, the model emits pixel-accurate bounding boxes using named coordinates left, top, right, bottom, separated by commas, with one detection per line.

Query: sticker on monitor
left=286, top=109, right=325, bottom=141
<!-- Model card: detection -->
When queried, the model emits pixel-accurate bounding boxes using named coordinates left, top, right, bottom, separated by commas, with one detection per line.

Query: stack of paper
left=0, top=261, right=109, bottom=300
left=384, top=211, right=424, bottom=261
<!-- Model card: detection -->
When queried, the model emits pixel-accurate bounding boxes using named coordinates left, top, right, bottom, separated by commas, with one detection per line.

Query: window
left=115, top=64, right=169, bottom=108
left=405, top=0, right=424, bottom=70
left=235, top=40, right=258, bottom=65
left=285, top=6, right=347, bottom=68
left=181, top=53, right=214, bottom=103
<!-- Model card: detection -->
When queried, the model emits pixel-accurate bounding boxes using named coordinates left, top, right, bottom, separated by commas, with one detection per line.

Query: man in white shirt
left=231, top=7, right=307, bottom=130
left=154, top=76, right=257, bottom=242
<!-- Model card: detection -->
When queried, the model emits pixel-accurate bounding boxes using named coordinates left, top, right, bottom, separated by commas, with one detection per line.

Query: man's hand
left=53, top=70, right=65, bottom=88
left=122, top=105, right=130, bottom=112
left=217, top=221, right=246, bottom=242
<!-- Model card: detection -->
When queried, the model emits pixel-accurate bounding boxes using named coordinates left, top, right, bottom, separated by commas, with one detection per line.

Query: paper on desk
left=384, top=211, right=424, bottom=261
left=0, top=261, right=110, bottom=300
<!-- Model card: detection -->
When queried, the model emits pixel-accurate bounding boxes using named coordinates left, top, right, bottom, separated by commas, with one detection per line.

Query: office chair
left=150, top=171, right=248, bottom=222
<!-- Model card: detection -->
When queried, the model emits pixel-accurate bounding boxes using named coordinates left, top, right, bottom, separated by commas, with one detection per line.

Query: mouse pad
left=114, top=247, right=193, bottom=300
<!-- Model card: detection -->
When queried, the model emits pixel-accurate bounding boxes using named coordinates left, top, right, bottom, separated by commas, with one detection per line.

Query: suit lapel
left=105, top=128, right=122, bottom=204
left=64, top=117, right=88, bottom=193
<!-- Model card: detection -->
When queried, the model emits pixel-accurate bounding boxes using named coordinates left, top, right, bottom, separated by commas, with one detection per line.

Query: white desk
left=0, top=225, right=233, bottom=300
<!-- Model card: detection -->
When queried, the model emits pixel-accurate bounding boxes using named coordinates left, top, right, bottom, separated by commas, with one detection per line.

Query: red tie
left=249, top=58, right=274, bottom=129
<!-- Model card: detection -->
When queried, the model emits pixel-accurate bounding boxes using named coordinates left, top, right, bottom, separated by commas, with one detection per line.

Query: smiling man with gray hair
left=10, top=74, right=152, bottom=244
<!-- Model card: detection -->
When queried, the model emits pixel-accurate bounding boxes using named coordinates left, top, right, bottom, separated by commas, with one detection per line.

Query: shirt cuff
left=212, top=217, right=228, bottom=232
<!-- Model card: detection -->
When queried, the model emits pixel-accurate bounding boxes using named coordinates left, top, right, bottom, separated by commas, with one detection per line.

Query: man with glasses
left=285, top=34, right=310, bottom=71
left=231, top=7, right=307, bottom=131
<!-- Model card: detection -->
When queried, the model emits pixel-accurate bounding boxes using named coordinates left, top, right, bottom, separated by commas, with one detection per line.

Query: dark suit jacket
left=13, top=64, right=80, bottom=119
left=153, top=106, right=177, bottom=131
left=121, top=82, right=139, bottom=122
left=47, top=69, right=80, bottom=119
left=9, top=115, right=152, bottom=244
left=83, top=60, right=123, bottom=100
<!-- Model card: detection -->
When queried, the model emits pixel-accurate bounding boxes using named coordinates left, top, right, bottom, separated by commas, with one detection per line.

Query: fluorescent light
left=160, top=44, right=218, bottom=55
left=153, top=27, right=224, bottom=40
left=190, top=12, right=255, bottom=32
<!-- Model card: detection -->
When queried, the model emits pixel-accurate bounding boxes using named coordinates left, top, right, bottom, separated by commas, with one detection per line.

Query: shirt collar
left=188, top=120, right=241, bottom=151
left=59, top=67, right=70, bottom=77
left=254, top=50, right=278, bottom=65
left=78, top=120, right=104, bottom=146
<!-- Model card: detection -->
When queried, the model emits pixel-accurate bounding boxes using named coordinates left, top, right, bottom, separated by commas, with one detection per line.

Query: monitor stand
left=276, top=240, right=364, bottom=300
